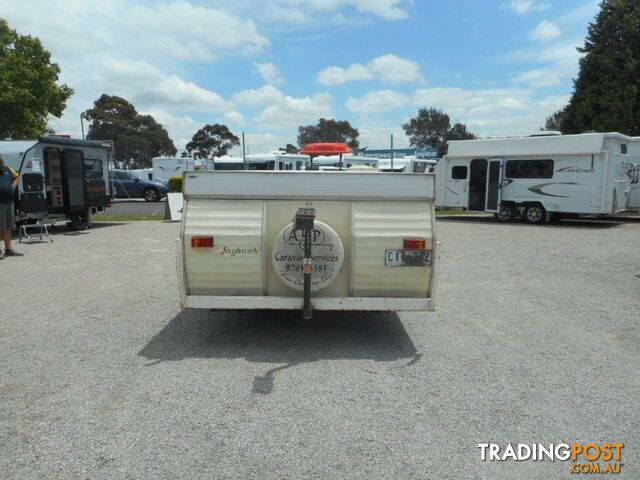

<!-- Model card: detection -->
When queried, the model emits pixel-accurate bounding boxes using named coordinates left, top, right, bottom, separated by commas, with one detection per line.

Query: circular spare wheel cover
left=272, top=220, right=344, bottom=291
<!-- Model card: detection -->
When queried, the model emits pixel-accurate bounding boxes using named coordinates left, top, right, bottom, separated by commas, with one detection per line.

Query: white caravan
left=177, top=171, right=437, bottom=318
left=378, top=157, right=437, bottom=173
left=435, top=133, right=635, bottom=224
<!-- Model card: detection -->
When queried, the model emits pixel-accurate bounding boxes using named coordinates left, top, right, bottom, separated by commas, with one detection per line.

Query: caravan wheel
left=495, top=204, right=515, bottom=222
left=523, top=204, right=547, bottom=225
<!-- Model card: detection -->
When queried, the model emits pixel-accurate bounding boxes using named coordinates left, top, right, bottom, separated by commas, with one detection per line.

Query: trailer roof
left=447, top=132, right=633, bottom=158
left=38, top=136, right=113, bottom=149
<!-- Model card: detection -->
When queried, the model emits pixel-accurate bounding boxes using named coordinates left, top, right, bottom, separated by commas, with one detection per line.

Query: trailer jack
left=294, top=207, right=316, bottom=319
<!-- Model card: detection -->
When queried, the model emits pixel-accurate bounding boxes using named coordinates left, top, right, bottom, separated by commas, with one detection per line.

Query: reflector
left=191, top=236, right=214, bottom=248
left=403, top=238, right=426, bottom=250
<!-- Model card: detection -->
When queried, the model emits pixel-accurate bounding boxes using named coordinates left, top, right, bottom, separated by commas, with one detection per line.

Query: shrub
left=168, top=175, right=183, bottom=192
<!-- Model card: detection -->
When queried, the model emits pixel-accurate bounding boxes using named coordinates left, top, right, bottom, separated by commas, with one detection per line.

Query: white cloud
left=264, top=0, right=411, bottom=22
left=233, top=85, right=287, bottom=108
left=357, top=122, right=410, bottom=149
left=346, top=90, right=409, bottom=114
left=317, top=54, right=422, bottom=86
left=512, top=67, right=567, bottom=87
left=369, top=55, right=423, bottom=84
left=255, top=62, right=284, bottom=85
left=530, top=20, right=562, bottom=41
left=500, top=0, right=549, bottom=15
left=234, top=85, right=333, bottom=130
left=256, top=92, right=334, bottom=130
left=223, top=111, right=246, bottom=126
left=138, top=109, right=201, bottom=152
left=317, top=64, right=373, bottom=87
left=411, top=87, right=566, bottom=136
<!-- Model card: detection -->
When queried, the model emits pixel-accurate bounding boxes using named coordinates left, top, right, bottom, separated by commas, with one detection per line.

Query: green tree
left=561, top=0, right=640, bottom=135
left=279, top=143, right=299, bottom=154
left=84, top=94, right=176, bottom=167
left=402, top=108, right=476, bottom=156
left=541, top=109, right=567, bottom=131
left=297, top=118, right=359, bottom=149
left=0, top=18, right=73, bottom=139
left=183, top=124, right=239, bottom=159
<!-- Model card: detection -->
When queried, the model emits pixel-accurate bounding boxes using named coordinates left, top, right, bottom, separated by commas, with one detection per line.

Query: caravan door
left=485, top=158, right=503, bottom=212
left=61, top=149, right=87, bottom=214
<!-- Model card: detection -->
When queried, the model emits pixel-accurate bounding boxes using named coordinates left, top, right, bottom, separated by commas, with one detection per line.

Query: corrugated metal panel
left=184, top=199, right=263, bottom=295
left=352, top=201, right=432, bottom=297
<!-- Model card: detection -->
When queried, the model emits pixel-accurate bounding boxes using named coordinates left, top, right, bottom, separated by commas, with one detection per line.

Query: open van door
left=62, top=149, right=87, bottom=215
left=485, top=158, right=503, bottom=212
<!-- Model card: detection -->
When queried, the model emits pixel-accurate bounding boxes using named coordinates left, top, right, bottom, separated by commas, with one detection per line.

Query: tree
left=541, top=109, right=566, bottom=131
left=0, top=18, right=73, bottom=139
left=279, top=143, right=299, bottom=154
left=183, top=124, right=239, bottom=159
left=402, top=108, right=476, bottom=156
left=561, top=0, right=640, bottom=135
left=297, top=118, right=359, bottom=149
left=84, top=94, right=176, bottom=167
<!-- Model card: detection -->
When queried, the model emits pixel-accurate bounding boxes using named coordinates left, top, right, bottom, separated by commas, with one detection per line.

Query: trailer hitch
left=294, top=207, right=316, bottom=319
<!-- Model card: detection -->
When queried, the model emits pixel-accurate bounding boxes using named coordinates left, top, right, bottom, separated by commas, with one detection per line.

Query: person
left=0, top=154, right=23, bottom=259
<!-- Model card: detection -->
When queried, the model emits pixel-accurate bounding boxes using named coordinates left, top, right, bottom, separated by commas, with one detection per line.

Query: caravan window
left=451, top=166, right=468, bottom=179
left=84, top=158, right=104, bottom=180
left=506, top=159, right=554, bottom=179
left=215, top=162, right=243, bottom=170
left=247, top=161, right=275, bottom=170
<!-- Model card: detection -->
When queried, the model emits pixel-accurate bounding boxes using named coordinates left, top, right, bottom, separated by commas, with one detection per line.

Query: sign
left=272, top=220, right=344, bottom=291
left=354, top=147, right=439, bottom=159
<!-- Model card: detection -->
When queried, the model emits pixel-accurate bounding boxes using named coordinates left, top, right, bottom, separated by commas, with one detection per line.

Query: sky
left=2, top=0, right=601, bottom=155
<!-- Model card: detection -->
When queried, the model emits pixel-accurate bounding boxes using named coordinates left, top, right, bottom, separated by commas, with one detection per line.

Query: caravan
left=0, top=136, right=112, bottom=229
left=435, top=133, right=635, bottom=223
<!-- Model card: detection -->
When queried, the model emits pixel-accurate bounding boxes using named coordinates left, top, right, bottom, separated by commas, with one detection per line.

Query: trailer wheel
left=67, top=212, right=88, bottom=231
left=494, top=204, right=515, bottom=222
left=523, top=204, right=547, bottom=225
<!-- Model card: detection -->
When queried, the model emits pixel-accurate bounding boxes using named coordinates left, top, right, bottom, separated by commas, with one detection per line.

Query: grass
left=93, top=214, right=163, bottom=222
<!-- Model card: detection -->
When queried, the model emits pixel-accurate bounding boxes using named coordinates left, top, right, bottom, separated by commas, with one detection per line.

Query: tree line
left=2, top=0, right=639, bottom=165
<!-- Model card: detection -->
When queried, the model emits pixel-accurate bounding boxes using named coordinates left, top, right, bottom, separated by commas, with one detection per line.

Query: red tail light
left=404, top=238, right=426, bottom=250
left=191, top=236, right=214, bottom=248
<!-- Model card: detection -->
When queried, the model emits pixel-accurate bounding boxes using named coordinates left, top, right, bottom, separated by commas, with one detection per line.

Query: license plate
left=385, top=249, right=432, bottom=267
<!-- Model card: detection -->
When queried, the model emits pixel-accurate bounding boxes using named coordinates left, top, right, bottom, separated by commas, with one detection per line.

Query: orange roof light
left=300, top=143, right=353, bottom=156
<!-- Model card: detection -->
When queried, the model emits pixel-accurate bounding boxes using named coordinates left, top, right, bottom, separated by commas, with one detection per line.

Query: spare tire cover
left=272, top=220, right=344, bottom=291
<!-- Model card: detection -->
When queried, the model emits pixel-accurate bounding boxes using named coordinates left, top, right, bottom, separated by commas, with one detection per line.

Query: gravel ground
left=1, top=217, right=638, bottom=479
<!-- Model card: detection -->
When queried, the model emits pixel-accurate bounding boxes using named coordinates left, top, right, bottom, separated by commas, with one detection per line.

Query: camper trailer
left=435, top=133, right=635, bottom=223
left=177, top=171, right=437, bottom=318
left=0, top=136, right=112, bottom=229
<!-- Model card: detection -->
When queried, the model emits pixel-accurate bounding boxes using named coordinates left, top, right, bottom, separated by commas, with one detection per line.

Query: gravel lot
left=108, top=199, right=166, bottom=217
left=1, top=217, right=638, bottom=479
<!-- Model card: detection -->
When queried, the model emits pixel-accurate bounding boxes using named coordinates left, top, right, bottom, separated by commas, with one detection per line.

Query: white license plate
left=385, top=249, right=432, bottom=267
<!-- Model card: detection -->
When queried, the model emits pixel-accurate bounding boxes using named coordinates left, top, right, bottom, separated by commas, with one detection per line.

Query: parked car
left=109, top=169, right=170, bottom=202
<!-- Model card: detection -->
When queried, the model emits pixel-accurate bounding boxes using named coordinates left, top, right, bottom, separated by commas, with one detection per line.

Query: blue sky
left=3, top=0, right=600, bottom=154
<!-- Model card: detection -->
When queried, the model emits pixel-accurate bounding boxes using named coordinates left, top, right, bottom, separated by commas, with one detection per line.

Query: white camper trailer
left=153, top=153, right=312, bottom=180
left=177, top=171, right=437, bottom=318
left=435, top=133, right=635, bottom=223
left=152, top=157, right=200, bottom=182
left=0, top=136, right=112, bottom=229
